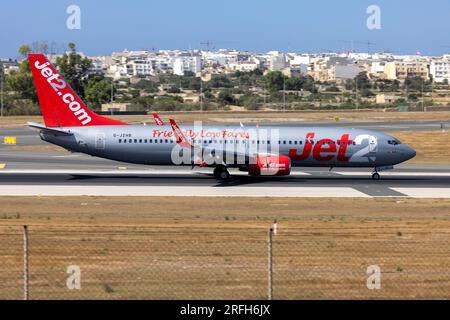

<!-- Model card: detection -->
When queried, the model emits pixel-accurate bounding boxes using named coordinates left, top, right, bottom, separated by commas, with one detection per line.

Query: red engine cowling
left=248, top=155, right=291, bottom=176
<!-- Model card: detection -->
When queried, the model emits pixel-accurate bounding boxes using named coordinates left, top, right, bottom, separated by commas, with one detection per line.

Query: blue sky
left=1, top=0, right=449, bottom=58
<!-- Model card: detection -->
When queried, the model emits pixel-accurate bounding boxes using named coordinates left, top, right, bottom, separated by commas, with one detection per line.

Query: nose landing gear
left=371, top=172, right=380, bottom=180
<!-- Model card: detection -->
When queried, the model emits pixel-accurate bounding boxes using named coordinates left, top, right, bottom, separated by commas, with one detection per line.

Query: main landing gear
left=213, top=165, right=231, bottom=181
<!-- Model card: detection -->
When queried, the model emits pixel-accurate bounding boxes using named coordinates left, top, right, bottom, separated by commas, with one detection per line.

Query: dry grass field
left=0, top=197, right=449, bottom=299
left=389, top=131, right=450, bottom=163
left=1, top=110, right=450, bottom=127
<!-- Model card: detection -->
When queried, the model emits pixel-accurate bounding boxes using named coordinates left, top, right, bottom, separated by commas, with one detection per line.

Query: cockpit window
left=388, top=139, right=401, bottom=145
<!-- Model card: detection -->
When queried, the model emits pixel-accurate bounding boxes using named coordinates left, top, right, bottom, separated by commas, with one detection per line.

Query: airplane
left=26, top=53, right=416, bottom=181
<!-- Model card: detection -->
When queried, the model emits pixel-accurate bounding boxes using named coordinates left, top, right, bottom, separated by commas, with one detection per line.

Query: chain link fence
left=0, top=225, right=449, bottom=300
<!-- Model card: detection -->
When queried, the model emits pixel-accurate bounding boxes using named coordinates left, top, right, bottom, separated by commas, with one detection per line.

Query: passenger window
left=139, top=139, right=142, bottom=143
left=118, top=139, right=122, bottom=143
left=129, top=139, right=132, bottom=143
left=165, top=139, right=168, bottom=143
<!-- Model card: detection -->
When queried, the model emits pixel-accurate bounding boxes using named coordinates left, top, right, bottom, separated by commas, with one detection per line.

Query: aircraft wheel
left=214, top=166, right=230, bottom=180
left=372, top=172, right=380, bottom=180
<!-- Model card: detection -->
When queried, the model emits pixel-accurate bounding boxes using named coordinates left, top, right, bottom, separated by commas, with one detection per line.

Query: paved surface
left=0, top=149, right=449, bottom=197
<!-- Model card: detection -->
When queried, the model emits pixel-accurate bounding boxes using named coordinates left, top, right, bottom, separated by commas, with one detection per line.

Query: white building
left=430, top=55, right=450, bottom=83
left=267, top=52, right=287, bottom=71
left=173, top=56, right=202, bottom=76
left=127, top=59, right=154, bottom=77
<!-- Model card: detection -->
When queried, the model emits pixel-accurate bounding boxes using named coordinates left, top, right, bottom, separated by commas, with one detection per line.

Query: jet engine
left=248, top=155, right=291, bottom=176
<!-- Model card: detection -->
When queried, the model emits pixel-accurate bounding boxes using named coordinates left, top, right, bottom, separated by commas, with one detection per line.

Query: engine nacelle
left=248, top=155, right=291, bottom=176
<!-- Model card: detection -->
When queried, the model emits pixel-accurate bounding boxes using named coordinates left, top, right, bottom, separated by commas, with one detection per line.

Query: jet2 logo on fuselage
left=289, top=132, right=378, bottom=163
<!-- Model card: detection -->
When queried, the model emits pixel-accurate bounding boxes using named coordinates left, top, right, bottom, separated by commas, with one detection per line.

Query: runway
left=0, top=163, right=449, bottom=197
left=1, top=123, right=449, bottom=198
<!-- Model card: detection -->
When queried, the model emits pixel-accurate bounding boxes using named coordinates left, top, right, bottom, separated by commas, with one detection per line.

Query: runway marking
left=0, top=169, right=312, bottom=176
left=0, top=185, right=370, bottom=197
left=390, top=188, right=450, bottom=198
left=51, top=155, right=82, bottom=158
left=1, top=169, right=450, bottom=178
left=334, top=171, right=450, bottom=177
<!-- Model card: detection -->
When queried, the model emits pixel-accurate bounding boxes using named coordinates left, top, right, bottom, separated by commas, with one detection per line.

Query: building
left=101, top=103, right=129, bottom=113
left=430, top=56, right=450, bottom=83
left=309, top=56, right=359, bottom=82
left=385, top=60, right=430, bottom=80
left=376, top=93, right=400, bottom=104
left=226, top=60, right=260, bottom=73
left=173, top=56, right=202, bottom=76
left=0, top=59, right=19, bottom=74
left=268, top=52, right=287, bottom=71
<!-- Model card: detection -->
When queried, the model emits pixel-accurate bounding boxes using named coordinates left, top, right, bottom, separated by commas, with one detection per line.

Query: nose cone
left=402, top=145, right=416, bottom=162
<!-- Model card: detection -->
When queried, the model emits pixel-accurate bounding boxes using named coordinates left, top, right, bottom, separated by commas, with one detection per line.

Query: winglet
left=169, top=118, right=192, bottom=148
left=152, top=113, right=164, bottom=126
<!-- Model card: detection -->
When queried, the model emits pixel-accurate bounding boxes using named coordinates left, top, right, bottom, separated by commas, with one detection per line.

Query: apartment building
left=173, top=56, right=202, bottom=76
left=385, top=60, right=430, bottom=80
left=430, top=55, right=450, bottom=83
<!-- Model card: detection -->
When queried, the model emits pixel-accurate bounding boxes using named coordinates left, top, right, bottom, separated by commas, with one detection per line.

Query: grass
left=1, top=110, right=450, bottom=127
left=0, top=196, right=448, bottom=299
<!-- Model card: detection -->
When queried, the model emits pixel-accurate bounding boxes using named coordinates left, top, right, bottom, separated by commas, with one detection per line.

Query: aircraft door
left=95, top=133, right=106, bottom=150
left=369, top=136, right=378, bottom=153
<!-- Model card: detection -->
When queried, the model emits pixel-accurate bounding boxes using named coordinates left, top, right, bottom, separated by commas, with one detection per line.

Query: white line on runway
left=0, top=169, right=312, bottom=176
left=0, top=185, right=369, bottom=197
left=390, top=188, right=450, bottom=198
left=1, top=169, right=450, bottom=177
left=334, top=171, right=450, bottom=177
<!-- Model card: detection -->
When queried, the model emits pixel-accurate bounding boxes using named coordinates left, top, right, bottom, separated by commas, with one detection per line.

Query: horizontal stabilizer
left=27, top=122, right=73, bottom=136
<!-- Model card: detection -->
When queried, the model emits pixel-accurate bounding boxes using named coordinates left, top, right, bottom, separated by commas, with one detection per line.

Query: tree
left=56, top=43, right=92, bottom=98
left=18, top=45, right=32, bottom=57
left=167, top=86, right=181, bottom=94
left=264, top=71, right=287, bottom=92
left=355, top=72, right=371, bottom=91
left=217, top=89, right=235, bottom=105
left=84, top=77, right=113, bottom=109
left=404, top=76, right=432, bottom=92
left=6, top=56, right=38, bottom=103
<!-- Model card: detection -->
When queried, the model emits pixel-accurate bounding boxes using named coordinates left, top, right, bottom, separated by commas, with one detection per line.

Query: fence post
left=268, top=228, right=273, bottom=300
left=23, top=225, right=29, bottom=301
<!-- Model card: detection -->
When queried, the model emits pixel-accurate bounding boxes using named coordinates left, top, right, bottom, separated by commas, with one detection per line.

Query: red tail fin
left=28, top=53, right=126, bottom=127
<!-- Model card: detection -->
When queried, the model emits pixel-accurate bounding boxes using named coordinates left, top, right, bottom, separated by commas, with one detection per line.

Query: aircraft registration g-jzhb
left=27, top=53, right=416, bottom=180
